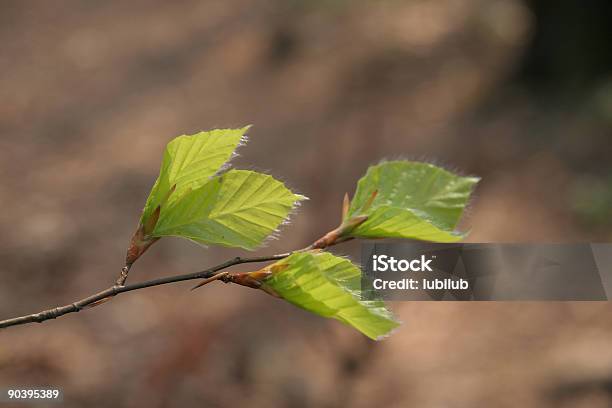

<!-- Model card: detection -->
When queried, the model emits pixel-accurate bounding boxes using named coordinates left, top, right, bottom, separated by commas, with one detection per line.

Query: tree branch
left=0, top=252, right=294, bottom=329
left=0, top=236, right=352, bottom=329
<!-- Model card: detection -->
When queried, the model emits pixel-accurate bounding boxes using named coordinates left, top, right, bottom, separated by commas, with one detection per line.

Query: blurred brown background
left=1, top=1, right=612, bottom=407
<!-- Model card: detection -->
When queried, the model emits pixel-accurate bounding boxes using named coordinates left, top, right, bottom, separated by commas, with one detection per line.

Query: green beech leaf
left=151, top=170, right=306, bottom=249
left=262, top=252, right=399, bottom=340
left=346, top=161, right=479, bottom=242
left=141, top=126, right=250, bottom=226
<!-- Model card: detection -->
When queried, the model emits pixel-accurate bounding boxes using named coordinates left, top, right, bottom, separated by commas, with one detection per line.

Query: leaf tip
left=373, top=320, right=402, bottom=341
left=468, top=176, right=482, bottom=186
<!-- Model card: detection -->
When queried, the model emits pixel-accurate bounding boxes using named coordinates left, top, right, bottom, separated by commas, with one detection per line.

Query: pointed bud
left=342, top=192, right=350, bottom=220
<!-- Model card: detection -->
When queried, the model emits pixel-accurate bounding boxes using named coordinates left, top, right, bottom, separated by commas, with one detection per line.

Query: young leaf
left=261, top=252, right=400, bottom=340
left=345, top=161, right=479, bottom=242
left=151, top=170, right=306, bottom=249
left=141, top=126, right=250, bottom=228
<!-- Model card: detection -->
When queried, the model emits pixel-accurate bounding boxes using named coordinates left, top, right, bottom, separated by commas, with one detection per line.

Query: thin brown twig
left=0, top=237, right=352, bottom=330
left=0, top=253, right=293, bottom=329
